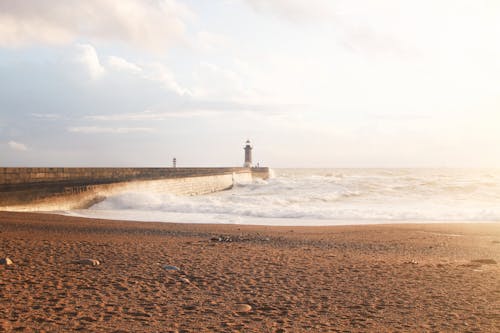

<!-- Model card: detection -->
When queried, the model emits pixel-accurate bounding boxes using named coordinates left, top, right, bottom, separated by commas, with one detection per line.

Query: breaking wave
left=70, top=168, right=500, bottom=225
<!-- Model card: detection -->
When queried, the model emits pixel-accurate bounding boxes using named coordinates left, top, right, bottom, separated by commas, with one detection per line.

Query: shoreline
left=61, top=208, right=500, bottom=227
left=1, top=211, right=499, bottom=332
left=5, top=210, right=500, bottom=231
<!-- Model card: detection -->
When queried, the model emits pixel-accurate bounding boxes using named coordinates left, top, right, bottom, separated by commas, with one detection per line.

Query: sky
left=0, top=0, right=499, bottom=168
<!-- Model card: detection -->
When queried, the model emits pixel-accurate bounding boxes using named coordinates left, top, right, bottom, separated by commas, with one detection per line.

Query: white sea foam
left=70, top=168, right=500, bottom=225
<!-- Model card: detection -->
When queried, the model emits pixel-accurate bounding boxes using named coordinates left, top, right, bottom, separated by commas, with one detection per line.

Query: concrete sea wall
left=0, top=167, right=270, bottom=211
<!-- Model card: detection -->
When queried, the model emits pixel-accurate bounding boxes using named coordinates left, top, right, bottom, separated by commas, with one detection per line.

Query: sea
left=69, top=169, right=500, bottom=226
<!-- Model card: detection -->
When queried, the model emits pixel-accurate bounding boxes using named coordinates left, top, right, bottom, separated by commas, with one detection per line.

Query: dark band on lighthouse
left=244, top=140, right=252, bottom=167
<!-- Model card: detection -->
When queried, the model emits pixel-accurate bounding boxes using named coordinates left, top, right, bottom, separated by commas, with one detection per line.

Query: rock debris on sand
left=0, top=257, right=13, bottom=266
left=71, top=258, right=100, bottom=266
left=404, top=259, right=419, bottom=265
left=179, top=277, right=190, bottom=284
left=163, top=265, right=180, bottom=271
left=234, top=304, right=252, bottom=313
left=211, top=235, right=233, bottom=242
left=0, top=211, right=499, bottom=332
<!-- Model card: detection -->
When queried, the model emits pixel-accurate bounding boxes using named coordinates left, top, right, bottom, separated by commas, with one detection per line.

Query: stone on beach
left=211, top=235, right=236, bottom=242
left=0, top=257, right=13, bottom=266
left=72, top=259, right=100, bottom=266
left=2, top=211, right=500, bottom=332
left=163, top=265, right=180, bottom=271
left=179, top=277, right=191, bottom=284
left=404, top=260, right=418, bottom=265
left=234, top=304, right=252, bottom=313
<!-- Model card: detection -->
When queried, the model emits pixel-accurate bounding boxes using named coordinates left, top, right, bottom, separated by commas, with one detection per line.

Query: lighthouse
left=243, top=140, right=252, bottom=167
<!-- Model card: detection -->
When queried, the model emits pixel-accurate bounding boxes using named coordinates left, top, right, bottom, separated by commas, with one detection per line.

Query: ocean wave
left=86, top=168, right=500, bottom=224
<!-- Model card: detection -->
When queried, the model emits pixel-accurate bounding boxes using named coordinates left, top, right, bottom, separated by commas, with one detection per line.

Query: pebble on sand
left=72, top=259, right=100, bottom=266
left=234, top=304, right=252, bottom=313
left=179, top=277, right=191, bottom=284
left=211, top=235, right=233, bottom=242
left=163, top=265, right=180, bottom=271
left=0, top=257, right=13, bottom=266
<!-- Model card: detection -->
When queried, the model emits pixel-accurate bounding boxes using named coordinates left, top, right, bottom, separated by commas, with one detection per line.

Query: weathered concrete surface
left=0, top=167, right=269, bottom=211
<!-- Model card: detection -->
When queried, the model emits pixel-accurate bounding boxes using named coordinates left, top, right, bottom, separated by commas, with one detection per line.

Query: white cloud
left=243, top=0, right=414, bottom=57
left=106, top=54, right=189, bottom=96
left=108, top=56, right=142, bottom=74
left=0, top=0, right=193, bottom=51
left=76, top=46, right=189, bottom=96
left=144, top=63, right=192, bottom=96
left=76, top=44, right=105, bottom=79
left=244, top=0, right=336, bottom=21
left=8, top=141, right=28, bottom=151
left=86, top=110, right=221, bottom=121
left=0, top=12, right=73, bottom=47
left=68, top=126, right=154, bottom=134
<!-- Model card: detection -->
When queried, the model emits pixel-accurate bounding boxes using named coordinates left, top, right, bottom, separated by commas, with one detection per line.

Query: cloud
left=76, top=44, right=105, bottom=79
left=106, top=54, right=189, bottom=96
left=67, top=126, right=154, bottom=134
left=83, top=100, right=300, bottom=123
left=108, top=56, right=142, bottom=74
left=31, top=113, right=61, bottom=119
left=86, top=110, right=221, bottom=121
left=0, top=0, right=193, bottom=51
left=73, top=46, right=190, bottom=96
left=144, top=63, right=192, bottom=96
left=8, top=140, right=28, bottom=151
left=244, top=0, right=336, bottom=21
left=243, top=0, right=414, bottom=57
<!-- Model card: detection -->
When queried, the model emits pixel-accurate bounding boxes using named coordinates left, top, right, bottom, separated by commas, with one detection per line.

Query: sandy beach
left=0, top=212, right=499, bottom=332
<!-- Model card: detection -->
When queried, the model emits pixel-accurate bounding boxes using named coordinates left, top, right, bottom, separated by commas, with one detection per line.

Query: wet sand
left=1, top=211, right=499, bottom=332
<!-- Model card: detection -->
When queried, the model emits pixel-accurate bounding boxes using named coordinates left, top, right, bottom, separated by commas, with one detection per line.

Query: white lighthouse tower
left=243, top=140, right=252, bottom=167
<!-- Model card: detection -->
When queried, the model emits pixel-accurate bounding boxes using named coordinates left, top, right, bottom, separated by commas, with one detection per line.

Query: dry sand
left=0, top=211, right=499, bottom=332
